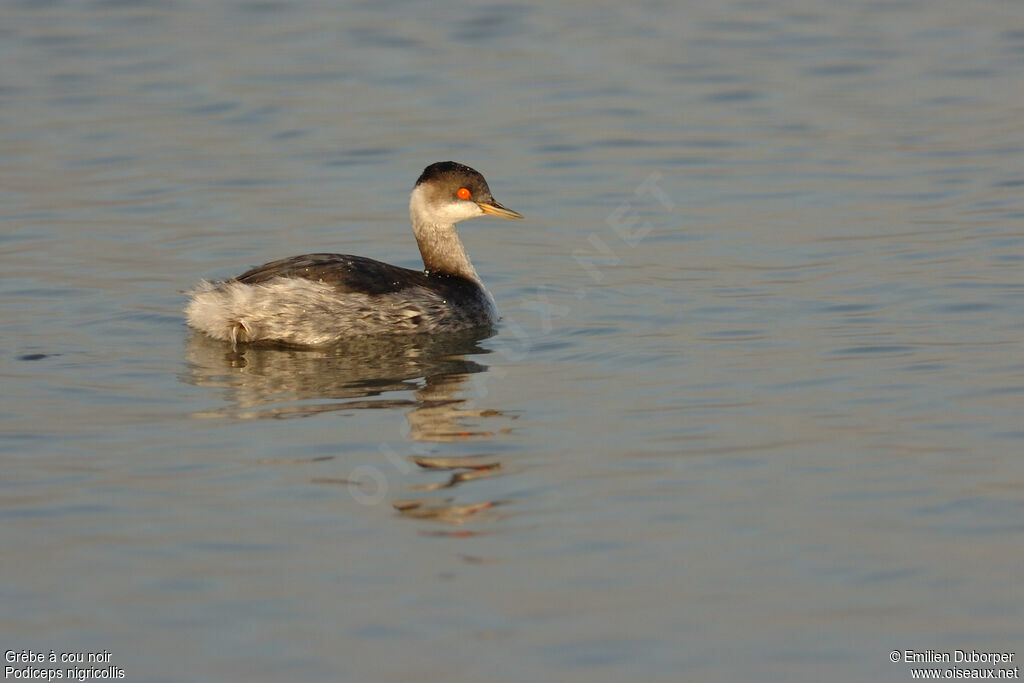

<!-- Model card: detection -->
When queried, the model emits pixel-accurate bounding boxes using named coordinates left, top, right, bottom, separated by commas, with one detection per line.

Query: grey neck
left=408, top=186, right=482, bottom=281
left=411, top=219, right=480, bottom=281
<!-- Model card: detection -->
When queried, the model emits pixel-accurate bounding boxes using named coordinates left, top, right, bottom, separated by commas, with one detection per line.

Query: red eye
left=457, top=187, right=471, bottom=200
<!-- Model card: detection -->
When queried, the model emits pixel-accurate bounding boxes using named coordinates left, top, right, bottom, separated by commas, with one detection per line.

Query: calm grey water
left=2, top=1, right=1023, bottom=681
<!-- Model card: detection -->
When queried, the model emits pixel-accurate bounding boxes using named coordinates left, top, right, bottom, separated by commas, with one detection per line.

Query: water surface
left=2, top=1, right=1023, bottom=681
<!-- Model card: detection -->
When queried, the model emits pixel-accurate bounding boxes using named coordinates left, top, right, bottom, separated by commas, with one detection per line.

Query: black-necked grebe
left=185, top=161, right=522, bottom=346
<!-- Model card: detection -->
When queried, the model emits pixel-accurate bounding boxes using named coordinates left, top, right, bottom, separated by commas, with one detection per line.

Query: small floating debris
left=407, top=467, right=497, bottom=491
left=393, top=498, right=449, bottom=511
left=257, top=455, right=336, bottom=465
left=419, top=529, right=484, bottom=538
left=392, top=498, right=496, bottom=523
left=310, top=477, right=364, bottom=486
left=410, top=455, right=500, bottom=471
left=17, top=353, right=58, bottom=361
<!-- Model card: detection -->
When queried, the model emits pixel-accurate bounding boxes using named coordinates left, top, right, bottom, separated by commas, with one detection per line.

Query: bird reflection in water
left=183, top=329, right=510, bottom=525
left=392, top=454, right=504, bottom=525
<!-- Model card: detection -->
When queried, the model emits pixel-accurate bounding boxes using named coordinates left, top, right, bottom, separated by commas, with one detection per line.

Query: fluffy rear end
left=185, top=280, right=253, bottom=345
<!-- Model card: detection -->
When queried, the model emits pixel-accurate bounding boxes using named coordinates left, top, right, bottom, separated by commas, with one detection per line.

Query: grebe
left=185, top=162, right=523, bottom=346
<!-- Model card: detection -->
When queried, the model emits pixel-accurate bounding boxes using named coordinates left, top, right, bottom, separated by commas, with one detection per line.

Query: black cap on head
left=415, top=161, right=492, bottom=195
